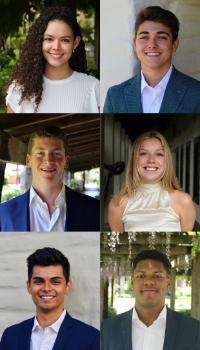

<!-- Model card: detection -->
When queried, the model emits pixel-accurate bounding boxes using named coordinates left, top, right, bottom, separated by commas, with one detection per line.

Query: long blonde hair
left=120, top=130, right=181, bottom=197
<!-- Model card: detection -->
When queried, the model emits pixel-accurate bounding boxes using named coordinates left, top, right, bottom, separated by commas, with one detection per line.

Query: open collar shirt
left=132, top=305, right=167, bottom=350
left=30, top=309, right=66, bottom=350
left=141, top=66, right=173, bottom=113
left=29, top=185, right=66, bottom=232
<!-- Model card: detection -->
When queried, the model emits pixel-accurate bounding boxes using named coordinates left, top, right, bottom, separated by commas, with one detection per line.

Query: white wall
left=0, top=232, right=100, bottom=336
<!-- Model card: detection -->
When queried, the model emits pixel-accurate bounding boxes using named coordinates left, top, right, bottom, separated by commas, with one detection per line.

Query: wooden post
left=191, top=252, right=200, bottom=319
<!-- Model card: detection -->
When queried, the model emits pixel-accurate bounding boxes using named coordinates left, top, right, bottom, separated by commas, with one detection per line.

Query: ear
left=65, top=279, right=72, bottom=295
left=27, top=280, right=31, bottom=294
left=26, top=154, right=31, bottom=167
left=73, top=36, right=81, bottom=50
left=172, top=38, right=179, bottom=52
left=65, top=155, right=70, bottom=169
left=133, top=36, right=137, bottom=50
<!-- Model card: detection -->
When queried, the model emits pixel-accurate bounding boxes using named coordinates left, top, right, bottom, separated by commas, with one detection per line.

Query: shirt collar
left=132, top=305, right=167, bottom=326
left=32, top=309, right=66, bottom=333
left=141, top=66, right=173, bottom=93
left=29, top=185, right=66, bottom=207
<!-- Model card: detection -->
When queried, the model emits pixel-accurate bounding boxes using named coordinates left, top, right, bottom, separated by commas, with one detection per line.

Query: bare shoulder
left=170, top=190, right=195, bottom=209
left=109, top=194, right=129, bottom=212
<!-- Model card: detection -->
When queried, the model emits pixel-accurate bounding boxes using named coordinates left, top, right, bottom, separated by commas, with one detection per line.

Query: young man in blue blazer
left=0, top=126, right=99, bottom=232
left=101, top=250, right=200, bottom=350
left=103, top=6, right=200, bottom=113
left=0, top=247, right=99, bottom=350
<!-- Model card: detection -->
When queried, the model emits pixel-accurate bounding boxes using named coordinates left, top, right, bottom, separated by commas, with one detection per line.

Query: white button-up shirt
left=141, top=66, right=173, bottom=113
left=29, top=185, right=66, bottom=232
left=132, top=305, right=167, bottom=350
left=30, top=309, right=66, bottom=350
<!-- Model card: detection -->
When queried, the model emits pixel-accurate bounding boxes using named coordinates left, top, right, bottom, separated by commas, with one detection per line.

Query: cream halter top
left=122, top=183, right=181, bottom=231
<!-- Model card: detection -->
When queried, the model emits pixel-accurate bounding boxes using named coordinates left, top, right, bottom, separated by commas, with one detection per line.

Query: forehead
left=134, top=259, right=166, bottom=272
left=139, top=137, right=163, bottom=149
left=32, top=137, right=65, bottom=150
left=136, top=20, right=172, bottom=36
left=44, top=19, right=73, bottom=36
left=31, top=264, right=64, bottom=278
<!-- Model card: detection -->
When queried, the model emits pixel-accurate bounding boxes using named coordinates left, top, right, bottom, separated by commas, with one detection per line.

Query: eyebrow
left=134, top=269, right=166, bottom=273
left=32, top=276, right=63, bottom=281
left=137, top=31, right=170, bottom=37
left=139, top=148, right=164, bottom=151
left=43, top=34, right=73, bottom=39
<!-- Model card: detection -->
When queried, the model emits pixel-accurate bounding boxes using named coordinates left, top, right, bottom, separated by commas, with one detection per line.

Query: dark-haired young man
left=101, top=249, right=200, bottom=350
left=0, top=126, right=99, bottom=231
left=103, top=6, right=200, bottom=113
left=0, top=247, right=100, bottom=350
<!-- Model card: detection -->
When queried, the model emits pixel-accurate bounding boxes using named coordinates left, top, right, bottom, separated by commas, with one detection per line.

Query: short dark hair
left=27, top=247, right=70, bottom=282
left=135, top=6, right=180, bottom=42
left=27, top=126, right=68, bottom=154
left=132, top=249, right=171, bottom=274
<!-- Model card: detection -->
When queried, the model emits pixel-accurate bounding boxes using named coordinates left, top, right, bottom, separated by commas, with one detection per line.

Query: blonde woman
left=108, top=131, right=196, bottom=231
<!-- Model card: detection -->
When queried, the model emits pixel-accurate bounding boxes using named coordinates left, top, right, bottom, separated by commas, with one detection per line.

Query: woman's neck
left=44, top=63, right=73, bottom=80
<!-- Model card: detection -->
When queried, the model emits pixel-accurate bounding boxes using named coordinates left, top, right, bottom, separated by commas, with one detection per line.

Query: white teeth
left=41, top=296, right=54, bottom=300
left=146, top=52, right=160, bottom=56
left=145, top=167, right=157, bottom=171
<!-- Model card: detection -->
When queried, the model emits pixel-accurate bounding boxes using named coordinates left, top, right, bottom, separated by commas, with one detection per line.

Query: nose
left=52, top=39, right=60, bottom=50
left=147, top=36, right=157, bottom=48
left=147, top=154, right=155, bottom=163
left=44, top=152, right=54, bottom=162
left=143, top=276, right=155, bottom=286
left=43, top=281, right=52, bottom=291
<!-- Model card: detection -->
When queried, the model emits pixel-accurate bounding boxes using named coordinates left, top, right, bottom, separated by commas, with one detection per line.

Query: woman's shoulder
left=170, top=190, right=193, bottom=206
left=109, top=194, right=129, bottom=210
left=74, top=72, right=99, bottom=84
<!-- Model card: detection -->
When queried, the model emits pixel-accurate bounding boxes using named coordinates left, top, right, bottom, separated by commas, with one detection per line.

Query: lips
left=141, top=288, right=157, bottom=294
left=40, top=295, right=55, bottom=301
left=40, top=168, right=56, bottom=172
left=49, top=53, right=63, bottom=59
left=144, top=167, right=158, bottom=171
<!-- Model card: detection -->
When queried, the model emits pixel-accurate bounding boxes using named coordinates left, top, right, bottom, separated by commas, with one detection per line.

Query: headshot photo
left=102, top=114, right=200, bottom=231
left=0, top=231, right=100, bottom=349
left=0, top=2, right=99, bottom=113
left=101, top=1, right=200, bottom=113
left=0, top=115, right=100, bottom=232
left=101, top=232, right=200, bottom=350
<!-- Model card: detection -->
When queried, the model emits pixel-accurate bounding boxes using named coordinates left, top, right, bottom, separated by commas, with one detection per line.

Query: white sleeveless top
left=122, top=183, right=181, bottom=231
left=6, top=72, right=99, bottom=113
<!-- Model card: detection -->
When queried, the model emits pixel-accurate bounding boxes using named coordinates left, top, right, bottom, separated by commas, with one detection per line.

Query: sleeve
left=103, top=87, right=114, bottom=113
left=87, top=77, right=100, bottom=113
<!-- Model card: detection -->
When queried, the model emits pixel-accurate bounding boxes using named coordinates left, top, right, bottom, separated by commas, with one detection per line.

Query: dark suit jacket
left=0, top=313, right=100, bottom=350
left=101, top=308, right=200, bottom=350
left=103, top=68, right=200, bottom=113
left=0, top=186, right=100, bottom=231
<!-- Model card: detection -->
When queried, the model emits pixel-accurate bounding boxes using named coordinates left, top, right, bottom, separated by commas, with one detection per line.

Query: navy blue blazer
left=0, top=186, right=100, bottom=231
left=103, top=68, right=200, bottom=113
left=0, top=312, right=100, bottom=350
left=101, top=308, right=200, bottom=350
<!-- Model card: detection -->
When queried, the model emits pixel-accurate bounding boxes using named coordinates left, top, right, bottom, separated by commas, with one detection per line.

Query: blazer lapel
left=13, top=191, right=30, bottom=231
left=159, top=68, right=187, bottom=113
left=120, top=309, right=133, bottom=350
left=163, top=308, right=177, bottom=350
left=124, top=74, right=143, bottom=113
left=52, top=313, right=73, bottom=350
left=18, top=318, right=33, bottom=350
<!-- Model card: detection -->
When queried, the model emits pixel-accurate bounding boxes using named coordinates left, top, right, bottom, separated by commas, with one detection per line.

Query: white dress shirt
left=141, top=66, right=173, bottom=113
left=30, top=310, right=66, bottom=350
left=132, top=305, right=167, bottom=350
left=29, top=185, right=66, bottom=232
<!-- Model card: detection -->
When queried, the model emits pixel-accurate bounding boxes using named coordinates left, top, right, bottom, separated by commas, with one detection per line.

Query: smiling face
left=134, top=20, right=179, bottom=75
left=133, top=259, right=170, bottom=310
left=27, top=265, right=71, bottom=315
left=137, top=137, right=165, bottom=183
left=42, top=19, right=80, bottom=70
left=26, top=136, right=69, bottom=190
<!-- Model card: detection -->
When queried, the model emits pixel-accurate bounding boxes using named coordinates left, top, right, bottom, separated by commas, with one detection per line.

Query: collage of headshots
left=0, top=1, right=200, bottom=350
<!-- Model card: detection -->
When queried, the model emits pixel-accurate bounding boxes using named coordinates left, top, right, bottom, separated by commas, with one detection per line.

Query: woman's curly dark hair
left=10, top=6, right=87, bottom=111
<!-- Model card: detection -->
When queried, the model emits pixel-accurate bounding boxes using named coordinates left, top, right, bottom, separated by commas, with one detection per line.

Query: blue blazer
left=0, top=186, right=100, bottom=231
left=101, top=308, right=200, bottom=350
left=0, top=312, right=100, bottom=350
left=103, top=68, right=200, bottom=113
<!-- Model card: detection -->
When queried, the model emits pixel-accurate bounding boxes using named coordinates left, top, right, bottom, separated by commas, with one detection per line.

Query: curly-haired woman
left=6, top=7, right=99, bottom=113
left=108, top=131, right=196, bottom=231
